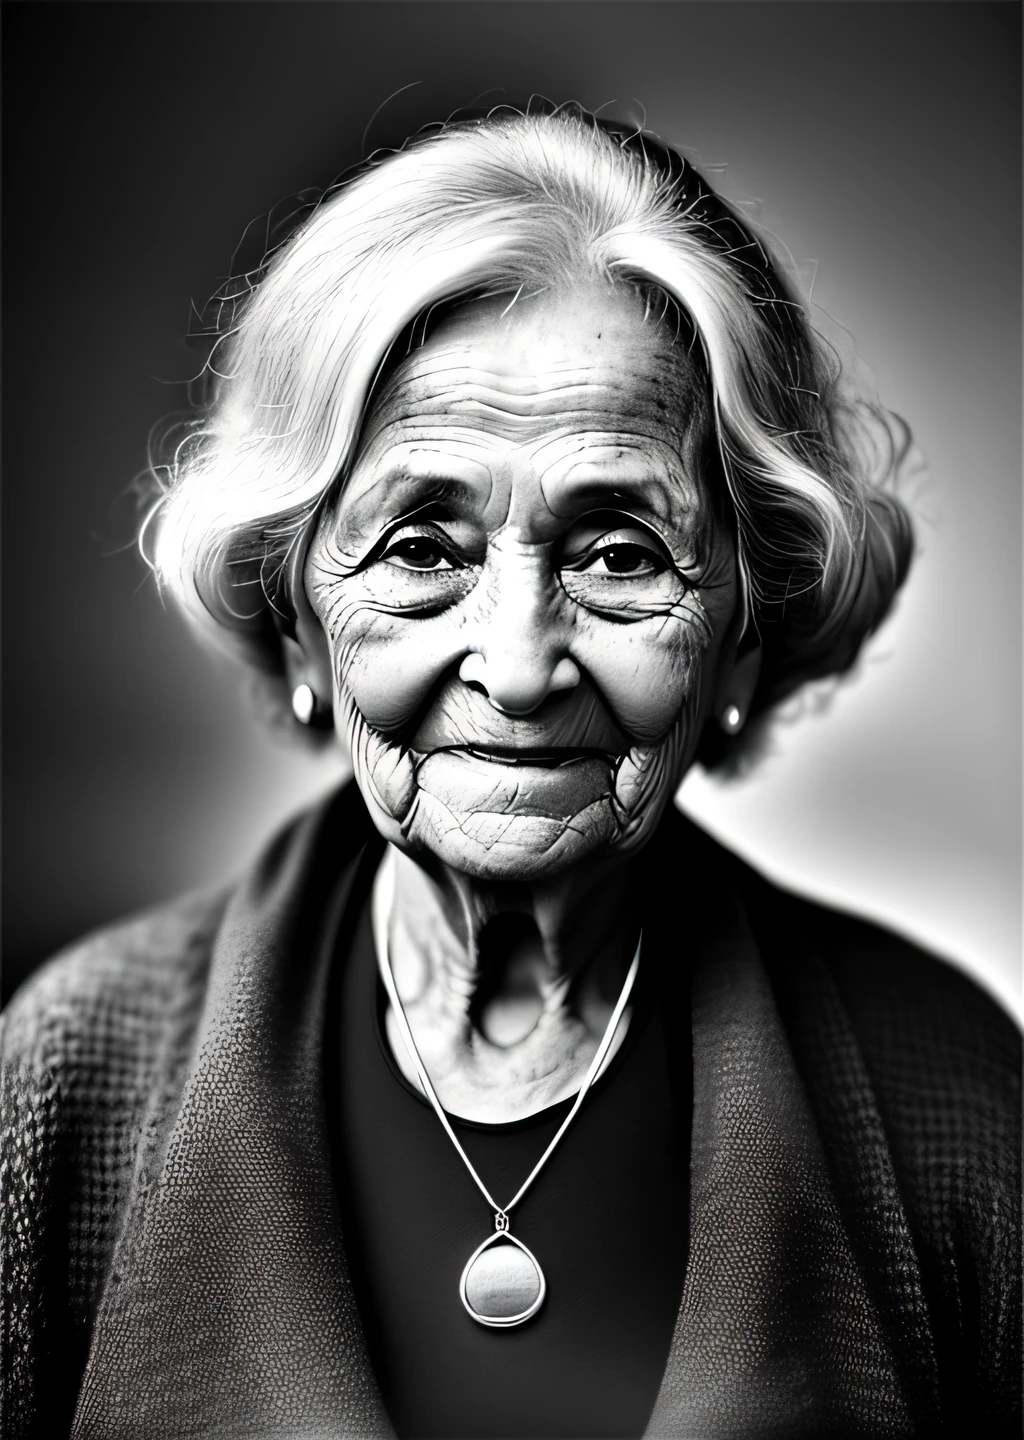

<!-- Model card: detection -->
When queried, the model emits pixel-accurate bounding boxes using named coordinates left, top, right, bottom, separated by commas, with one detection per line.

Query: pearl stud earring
left=721, top=703, right=743, bottom=735
left=291, top=683, right=316, bottom=726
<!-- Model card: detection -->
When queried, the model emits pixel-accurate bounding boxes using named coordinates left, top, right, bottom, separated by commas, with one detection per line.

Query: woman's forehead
left=367, top=283, right=692, bottom=429
left=340, top=285, right=707, bottom=529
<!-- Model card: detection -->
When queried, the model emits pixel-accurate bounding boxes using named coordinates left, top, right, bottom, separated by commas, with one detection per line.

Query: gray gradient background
left=3, top=1, right=1020, bottom=1012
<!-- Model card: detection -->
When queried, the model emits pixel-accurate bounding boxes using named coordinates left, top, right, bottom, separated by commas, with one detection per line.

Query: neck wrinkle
left=379, top=842, right=636, bottom=1033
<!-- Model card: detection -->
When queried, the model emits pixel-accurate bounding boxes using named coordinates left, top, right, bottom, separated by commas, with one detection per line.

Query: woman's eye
left=564, top=526, right=670, bottom=578
left=380, top=535, right=456, bottom=571
left=584, top=542, right=666, bottom=576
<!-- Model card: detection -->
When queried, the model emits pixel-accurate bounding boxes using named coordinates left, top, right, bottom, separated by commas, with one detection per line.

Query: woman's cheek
left=574, top=612, right=706, bottom=745
left=331, top=601, right=467, bottom=736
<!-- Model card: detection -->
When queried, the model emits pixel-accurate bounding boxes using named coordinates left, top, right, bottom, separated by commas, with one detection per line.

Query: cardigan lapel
left=73, top=788, right=395, bottom=1440
left=644, top=844, right=918, bottom=1438
left=73, top=789, right=928, bottom=1438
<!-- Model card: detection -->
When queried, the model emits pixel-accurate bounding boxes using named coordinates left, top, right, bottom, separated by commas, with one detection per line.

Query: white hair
left=148, top=107, right=912, bottom=734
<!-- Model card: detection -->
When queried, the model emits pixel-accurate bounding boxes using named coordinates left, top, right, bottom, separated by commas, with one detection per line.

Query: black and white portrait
left=3, top=4, right=1020, bottom=1438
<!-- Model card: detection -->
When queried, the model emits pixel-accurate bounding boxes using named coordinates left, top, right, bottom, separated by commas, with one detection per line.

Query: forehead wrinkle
left=428, top=371, right=664, bottom=405
left=388, top=355, right=608, bottom=397
left=375, top=383, right=640, bottom=436
left=394, top=340, right=627, bottom=385
left=357, top=423, right=500, bottom=470
left=362, top=399, right=690, bottom=457
left=373, top=355, right=688, bottom=423
left=365, top=400, right=665, bottom=457
left=530, top=426, right=705, bottom=501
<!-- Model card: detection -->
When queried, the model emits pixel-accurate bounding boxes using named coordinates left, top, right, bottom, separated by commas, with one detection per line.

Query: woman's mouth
left=413, top=747, right=616, bottom=819
left=449, top=745, right=617, bottom=770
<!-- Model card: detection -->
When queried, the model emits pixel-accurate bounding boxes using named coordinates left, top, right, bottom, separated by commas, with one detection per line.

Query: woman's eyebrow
left=337, top=470, right=486, bottom=532
left=545, top=469, right=704, bottom=529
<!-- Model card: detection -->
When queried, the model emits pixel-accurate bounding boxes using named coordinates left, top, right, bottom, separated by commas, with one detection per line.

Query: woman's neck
left=373, top=844, right=639, bottom=1123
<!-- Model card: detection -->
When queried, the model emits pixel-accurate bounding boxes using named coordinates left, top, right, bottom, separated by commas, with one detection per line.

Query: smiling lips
left=407, top=671, right=630, bottom=818
left=414, top=747, right=615, bottom=819
left=456, top=745, right=614, bottom=769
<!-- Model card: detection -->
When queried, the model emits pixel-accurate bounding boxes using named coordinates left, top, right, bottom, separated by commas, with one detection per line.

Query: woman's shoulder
left=717, top=835, right=1020, bottom=1187
left=746, top=860, right=1019, bottom=1069
left=1, top=886, right=229, bottom=1077
left=677, top=813, right=1020, bottom=1052
left=0, top=780, right=373, bottom=1074
left=667, top=809, right=1020, bottom=1127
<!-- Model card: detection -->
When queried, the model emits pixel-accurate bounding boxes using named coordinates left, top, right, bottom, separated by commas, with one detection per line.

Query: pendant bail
left=494, top=1210, right=510, bottom=1232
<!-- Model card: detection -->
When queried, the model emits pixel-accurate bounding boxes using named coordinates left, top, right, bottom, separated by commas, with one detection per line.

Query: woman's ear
left=270, top=521, right=337, bottom=728
left=712, top=632, right=763, bottom=737
left=276, top=593, right=335, bottom=730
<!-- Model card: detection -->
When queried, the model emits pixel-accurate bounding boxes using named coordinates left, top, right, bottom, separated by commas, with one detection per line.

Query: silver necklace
left=375, top=866, right=640, bottom=1329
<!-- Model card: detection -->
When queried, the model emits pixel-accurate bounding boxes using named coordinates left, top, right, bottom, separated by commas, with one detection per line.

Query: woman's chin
left=408, top=800, right=619, bottom=881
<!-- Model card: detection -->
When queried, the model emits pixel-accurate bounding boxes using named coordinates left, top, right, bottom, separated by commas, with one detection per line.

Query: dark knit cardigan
left=2, top=784, right=1019, bottom=1439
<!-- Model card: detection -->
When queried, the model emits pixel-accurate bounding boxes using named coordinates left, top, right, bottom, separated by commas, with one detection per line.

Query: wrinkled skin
left=301, top=285, right=747, bottom=1119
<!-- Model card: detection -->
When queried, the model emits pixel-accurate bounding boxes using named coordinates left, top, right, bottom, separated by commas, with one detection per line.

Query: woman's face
left=304, top=284, right=741, bottom=882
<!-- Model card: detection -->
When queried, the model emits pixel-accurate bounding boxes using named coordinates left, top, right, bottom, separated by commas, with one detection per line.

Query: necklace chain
left=374, top=858, right=641, bottom=1222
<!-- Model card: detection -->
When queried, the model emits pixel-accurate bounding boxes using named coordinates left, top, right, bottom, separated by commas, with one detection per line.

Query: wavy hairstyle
left=147, top=104, right=913, bottom=762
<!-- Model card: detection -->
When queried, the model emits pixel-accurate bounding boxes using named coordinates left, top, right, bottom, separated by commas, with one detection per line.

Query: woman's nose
left=458, top=553, right=580, bottom=716
left=459, top=650, right=580, bottom=715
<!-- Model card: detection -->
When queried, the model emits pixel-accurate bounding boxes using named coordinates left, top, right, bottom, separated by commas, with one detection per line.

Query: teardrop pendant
left=459, top=1222, right=546, bottom=1328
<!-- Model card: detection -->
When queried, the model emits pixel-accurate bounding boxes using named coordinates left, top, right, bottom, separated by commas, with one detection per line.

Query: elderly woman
left=2, top=108, right=1019, bottom=1440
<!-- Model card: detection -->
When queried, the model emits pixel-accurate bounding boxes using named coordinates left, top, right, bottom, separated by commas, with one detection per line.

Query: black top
left=326, top=859, right=691, bottom=1440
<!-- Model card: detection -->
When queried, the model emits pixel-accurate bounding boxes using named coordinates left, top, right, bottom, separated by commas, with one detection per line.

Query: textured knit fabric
left=1, top=783, right=1019, bottom=1438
